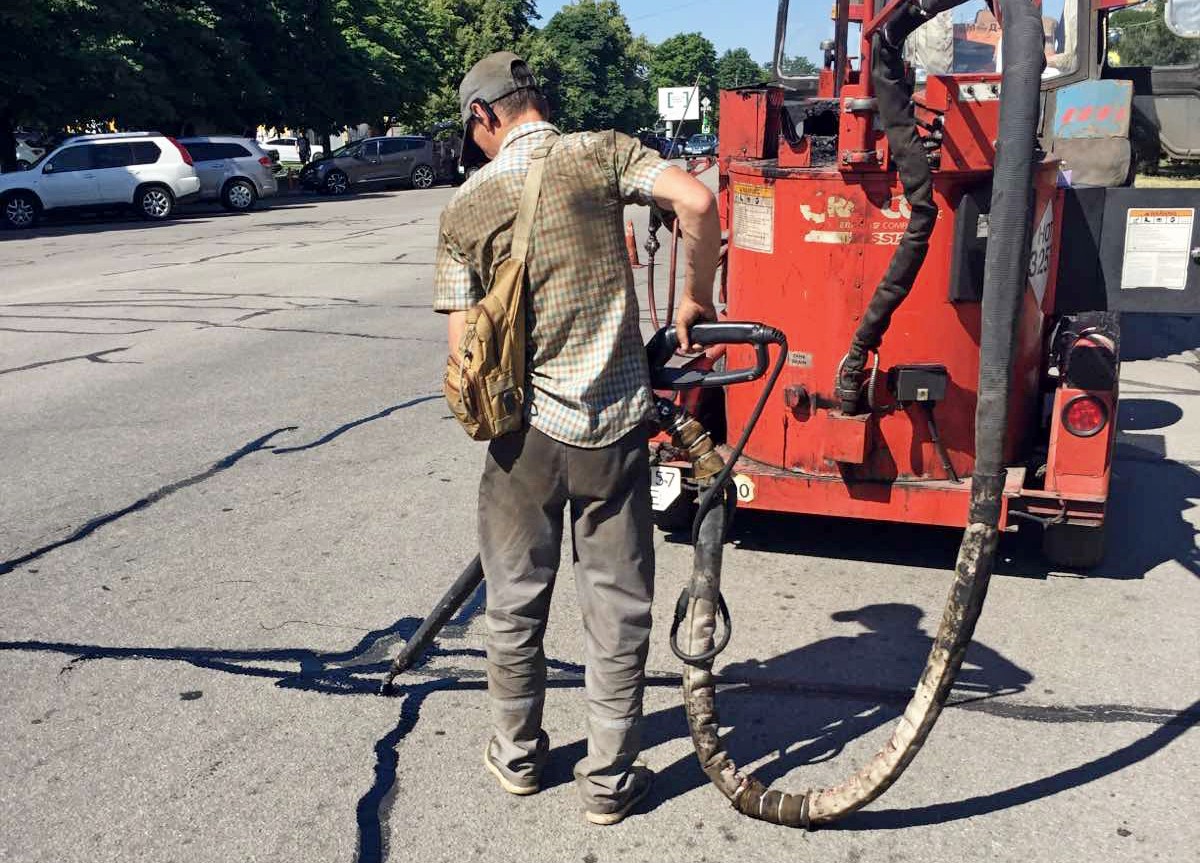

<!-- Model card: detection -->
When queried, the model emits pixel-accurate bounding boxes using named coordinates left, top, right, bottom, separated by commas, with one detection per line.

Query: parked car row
left=0, top=131, right=283, bottom=229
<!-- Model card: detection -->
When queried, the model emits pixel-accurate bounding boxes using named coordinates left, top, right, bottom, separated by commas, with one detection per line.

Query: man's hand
left=675, top=296, right=718, bottom=353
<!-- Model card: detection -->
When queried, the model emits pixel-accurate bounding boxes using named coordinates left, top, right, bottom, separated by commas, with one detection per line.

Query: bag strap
left=509, top=135, right=558, bottom=264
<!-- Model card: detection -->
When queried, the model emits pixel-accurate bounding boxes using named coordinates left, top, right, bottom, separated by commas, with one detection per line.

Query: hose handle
left=646, top=322, right=786, bottom=390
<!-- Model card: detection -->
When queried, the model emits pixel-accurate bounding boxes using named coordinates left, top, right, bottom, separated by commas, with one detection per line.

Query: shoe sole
left=483, top=745, right=539, bottom=796
left=585, top=781, right=652, bottom=826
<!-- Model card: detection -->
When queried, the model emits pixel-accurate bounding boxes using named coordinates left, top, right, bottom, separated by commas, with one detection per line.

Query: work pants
left=478, top=424, right=655, bottom=809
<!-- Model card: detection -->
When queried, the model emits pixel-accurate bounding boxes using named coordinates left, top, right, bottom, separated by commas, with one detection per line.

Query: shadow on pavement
left=543, top=602, right=1032, bottom=806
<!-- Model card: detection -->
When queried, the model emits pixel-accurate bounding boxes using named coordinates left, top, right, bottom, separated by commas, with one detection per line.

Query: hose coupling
left=654, top=397, right=726, bottom=481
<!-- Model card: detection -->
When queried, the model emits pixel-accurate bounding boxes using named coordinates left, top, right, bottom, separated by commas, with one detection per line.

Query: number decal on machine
left=650, top=466, right=683, bottom=511
left=733, top=474, right=757, bottom=503
left=1027, top=203, right=1055, bottom=307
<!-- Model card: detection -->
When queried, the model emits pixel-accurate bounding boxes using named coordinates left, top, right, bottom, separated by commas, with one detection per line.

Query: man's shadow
left=542, top=602, right=1032, bottom=808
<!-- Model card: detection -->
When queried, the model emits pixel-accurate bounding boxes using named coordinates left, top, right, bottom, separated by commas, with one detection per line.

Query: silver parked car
left=299, top=136, right=441, bottom=195
left=178, top=137, right=278, bottom=211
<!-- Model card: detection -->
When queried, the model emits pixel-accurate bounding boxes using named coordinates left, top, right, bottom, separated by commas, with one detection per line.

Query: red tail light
left=259, top=156, right=272, bottom=167
left=167, top=137, right=193, bottom=166
left=1062, top=395, right=1108, bottom=437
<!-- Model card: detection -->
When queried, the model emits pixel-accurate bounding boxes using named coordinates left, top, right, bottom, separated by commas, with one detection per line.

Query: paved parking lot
left=0, top=188, right=1196, bottom=863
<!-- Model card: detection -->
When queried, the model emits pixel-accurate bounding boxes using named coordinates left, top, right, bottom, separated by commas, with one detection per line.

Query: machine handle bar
left=646, top=322, right=786, bottom=390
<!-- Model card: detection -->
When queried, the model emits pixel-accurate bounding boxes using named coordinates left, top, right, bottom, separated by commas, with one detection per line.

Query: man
left=296, top=133, right=311, bottom=165
left=433, top=52, right=721, bottom=825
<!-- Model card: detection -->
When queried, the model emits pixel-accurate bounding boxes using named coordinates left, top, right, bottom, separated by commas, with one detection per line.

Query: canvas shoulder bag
left=444, top=136, right=557, bottom=441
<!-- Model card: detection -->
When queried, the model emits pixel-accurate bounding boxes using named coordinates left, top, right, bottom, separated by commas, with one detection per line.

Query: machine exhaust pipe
left=677, top=0, right=1046, bottom=826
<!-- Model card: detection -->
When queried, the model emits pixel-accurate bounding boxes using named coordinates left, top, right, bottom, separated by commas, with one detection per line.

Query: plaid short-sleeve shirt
left=434, top=122, right=669, bottom=448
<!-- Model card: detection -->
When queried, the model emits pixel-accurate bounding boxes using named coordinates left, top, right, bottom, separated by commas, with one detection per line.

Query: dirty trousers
left=478, top=424, right=655, bottom=809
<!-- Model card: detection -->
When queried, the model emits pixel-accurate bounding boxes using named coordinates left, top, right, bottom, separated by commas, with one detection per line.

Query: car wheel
left=324, top=170, right=350, bottom=195
left=138, top=185, right=174, bottom=220
left=411, top=164, right=436, bottom=190
left=222, top=178, right=258, bottom=212
left=2, top=191, right=39, bottom=229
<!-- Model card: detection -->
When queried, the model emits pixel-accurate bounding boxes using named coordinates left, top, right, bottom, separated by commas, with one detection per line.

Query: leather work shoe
left=585, top=765, right=654, bottom=826
left=483, top=733, right=547, bottom=796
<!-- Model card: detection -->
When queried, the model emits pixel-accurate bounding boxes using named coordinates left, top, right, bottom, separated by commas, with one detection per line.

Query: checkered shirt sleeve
left=614, top=133, right=671, bottom=206
left=433, top=217, right=483, bottom=312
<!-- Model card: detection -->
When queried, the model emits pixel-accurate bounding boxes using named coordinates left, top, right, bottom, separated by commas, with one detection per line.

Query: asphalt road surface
left=1, top=187, right=1196, bottom=863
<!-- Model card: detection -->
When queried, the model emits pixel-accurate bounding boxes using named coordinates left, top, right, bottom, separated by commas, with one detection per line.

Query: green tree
left=530, top=1, right=654, bottom=132
left=419, top=0, right=540, bottom=128
left=776, top=53, right=820, bottom=77
left=0, top=1, right=452, bottom=168
left=716, top=48, right=766, bottom=90
left=1109, top=1, right=1200, bottom=67
left=650, top=32, right=718, bottom=96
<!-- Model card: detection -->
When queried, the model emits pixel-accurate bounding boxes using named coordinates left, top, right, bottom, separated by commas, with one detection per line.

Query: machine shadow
left=1119, top=313, right=1200, bottom=363
left=542, top=602, right=1033, bottom=810
left=667, top=445, right=1200, bottom=583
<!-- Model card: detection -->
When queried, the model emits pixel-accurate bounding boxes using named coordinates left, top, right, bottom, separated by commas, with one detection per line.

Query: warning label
left=732, top=183, right=774, bottom=253
left=1121, top=208, right=1194, bottom=291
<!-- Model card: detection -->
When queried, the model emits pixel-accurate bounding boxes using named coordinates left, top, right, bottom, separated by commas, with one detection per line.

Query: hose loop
left=669, top=589, right=733, bottom=664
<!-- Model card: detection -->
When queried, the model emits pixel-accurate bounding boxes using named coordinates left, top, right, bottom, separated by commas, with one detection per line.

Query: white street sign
left=658, top=87, right=701, bottom=122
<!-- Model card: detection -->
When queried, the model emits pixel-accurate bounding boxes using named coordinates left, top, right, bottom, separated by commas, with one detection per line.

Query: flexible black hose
left=837, top=8, right=941, bottom=414
left=677, top=0, right=1045, bottom=826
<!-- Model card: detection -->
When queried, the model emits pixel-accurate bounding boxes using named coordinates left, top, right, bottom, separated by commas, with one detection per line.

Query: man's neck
left=499, top=111, right=551, bottom=142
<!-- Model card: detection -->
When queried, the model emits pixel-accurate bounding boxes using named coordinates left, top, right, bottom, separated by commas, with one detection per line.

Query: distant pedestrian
left=297, top=134, right=311, bottom=164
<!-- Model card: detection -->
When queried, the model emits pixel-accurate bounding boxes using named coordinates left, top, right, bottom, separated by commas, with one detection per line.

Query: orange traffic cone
left=625, top=220, right=643, bottom=269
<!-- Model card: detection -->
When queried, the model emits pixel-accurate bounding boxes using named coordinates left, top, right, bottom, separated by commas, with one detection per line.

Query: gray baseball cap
left=458, top=52, right=541, bottom=126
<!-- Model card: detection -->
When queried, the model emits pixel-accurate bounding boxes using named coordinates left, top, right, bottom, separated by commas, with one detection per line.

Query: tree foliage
left=716, top=48, right=767, bottom=90
left=776, top=53, right=820, bottom=78
left=1109, top=1, right=1200, bottom=67
left=0, top=0, right=451, bottom=168
left=417, top=0, right=539, bottom=129
left=529, top=1, right=654, bottom=132
left=650, top=32, right=718, bottom=97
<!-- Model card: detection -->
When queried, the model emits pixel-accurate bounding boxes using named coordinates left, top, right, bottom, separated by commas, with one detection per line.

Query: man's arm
left=433, top=217, right=483, bottom=352
left=650, top=166, right=721, bottom=352
left=447, top=310, right=468, bottom=353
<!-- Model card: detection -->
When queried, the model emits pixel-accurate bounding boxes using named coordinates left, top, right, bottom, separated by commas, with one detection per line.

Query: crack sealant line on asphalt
left=0, top=397, right=441, bottom=575
left=0, top=347, right=134, bottom=377
left=0, top=427, right=295, bottom=576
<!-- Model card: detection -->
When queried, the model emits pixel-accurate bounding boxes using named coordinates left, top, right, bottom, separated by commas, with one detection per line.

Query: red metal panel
left=719, top=156, right=1063, bottom=525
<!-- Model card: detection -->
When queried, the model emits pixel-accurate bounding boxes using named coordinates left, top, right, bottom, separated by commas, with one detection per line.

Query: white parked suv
left=0, top=132, right=201, bottom=229
left=261, top=136, right=324, bottom=164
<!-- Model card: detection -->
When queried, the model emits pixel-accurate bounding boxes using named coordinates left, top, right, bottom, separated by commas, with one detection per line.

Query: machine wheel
left=3, top=191, right=40, bottom=229
left=1042, top=522, right=1106, bottom=570
left=410, top=164, right=436, bottom=189
left=137, top=185, right=174, bottom=220
left=324, top=169, right=350, bottom=196
left=221, top=178, right=258, bottom=212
